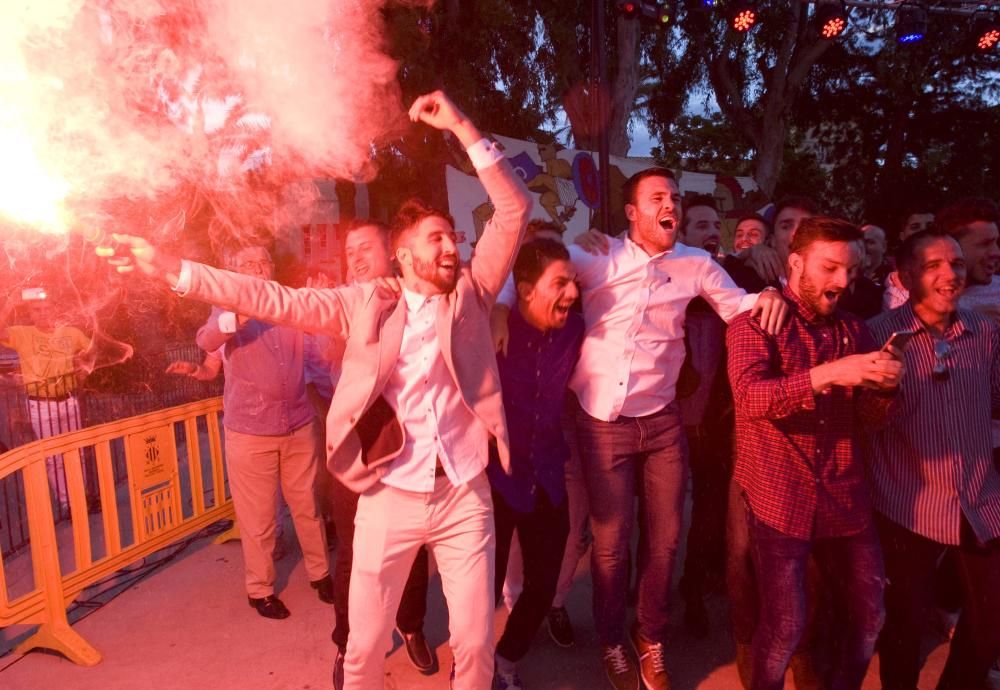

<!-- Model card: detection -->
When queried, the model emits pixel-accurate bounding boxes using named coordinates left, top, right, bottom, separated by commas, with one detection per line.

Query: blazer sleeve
left=184, top=263, right=358, bottom=340
left=469, top=159, right=532, bottom=302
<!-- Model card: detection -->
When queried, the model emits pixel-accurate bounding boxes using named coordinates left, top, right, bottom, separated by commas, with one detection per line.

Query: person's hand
left=371, top=275, right=402, bottom=299
left=166, top=361, right=198, bottom=377
left=743, top=244, right=785, bottom=284
left=750, top=289, right=789, bottom=335
left=108, top=233, right=182, bottom=283
left=408, top=91, right=468, bottom=133
left=491, top=305, right=511, bottom=356
left=811, top=351, right=905, bottom=393
left=573, top=228, right=610, bottom=256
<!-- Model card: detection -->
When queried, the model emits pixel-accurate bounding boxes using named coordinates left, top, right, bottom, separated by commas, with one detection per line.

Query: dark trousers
left=493, top=489, right=570, bottom=662
left=328, top=475, right=428, bottom=649
left=679, top=419, right=733, bottom=603
left=576, top=400, right=687, bottom=645
left=726, top=477, right=758, bottom=645
left=876, top=513, right=1000, bottom=690
left=747, top=510, right=885, bottom=690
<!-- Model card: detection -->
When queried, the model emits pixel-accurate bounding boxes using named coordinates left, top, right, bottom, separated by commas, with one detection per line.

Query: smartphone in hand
left=881, top=329, right=918, bottom=356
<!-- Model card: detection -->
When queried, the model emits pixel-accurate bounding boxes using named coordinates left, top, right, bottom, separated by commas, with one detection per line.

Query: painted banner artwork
left=445, top=133, right=766, bottom=259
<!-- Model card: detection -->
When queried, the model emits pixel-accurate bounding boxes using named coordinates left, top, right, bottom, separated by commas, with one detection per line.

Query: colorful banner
left=445, top=133, right=766, bottom=259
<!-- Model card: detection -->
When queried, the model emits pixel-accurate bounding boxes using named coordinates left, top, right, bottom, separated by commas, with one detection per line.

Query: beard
left=798, top=271, right=839, bottom=316
left=413, top=254, right=459, bottom=293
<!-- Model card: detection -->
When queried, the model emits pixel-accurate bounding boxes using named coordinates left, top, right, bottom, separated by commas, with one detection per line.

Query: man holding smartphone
left=866, top=229, right=1000, bottom=690
left=727, top=217, right=903, bottom=690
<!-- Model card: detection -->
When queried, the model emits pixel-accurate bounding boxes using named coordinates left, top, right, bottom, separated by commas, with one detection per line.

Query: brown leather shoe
left=248, top=594, right=290, bottom=619
left=601, top=644, right=640, bottom=690
left=396, top=626, right=438, bottom=674
left=629, top=626, right=671, bottom=690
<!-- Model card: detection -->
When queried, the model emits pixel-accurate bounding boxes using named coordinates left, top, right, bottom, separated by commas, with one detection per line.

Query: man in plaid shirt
left=727, top=217, right=904, bottom=690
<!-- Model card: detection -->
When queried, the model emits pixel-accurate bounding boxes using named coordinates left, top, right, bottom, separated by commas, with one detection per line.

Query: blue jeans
left=575, top=400, right=687, bottom=645
left=747, top=510, right=885, bottom=690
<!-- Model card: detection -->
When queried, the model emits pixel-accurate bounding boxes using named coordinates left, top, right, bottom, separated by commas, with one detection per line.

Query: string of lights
left=614, top=0, right=1000, bottom=50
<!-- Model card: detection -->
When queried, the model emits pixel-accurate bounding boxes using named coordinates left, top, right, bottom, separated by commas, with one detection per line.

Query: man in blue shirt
left=489, top=238, right=584, bottom=689
left=196, top=243, right=332, bottom=620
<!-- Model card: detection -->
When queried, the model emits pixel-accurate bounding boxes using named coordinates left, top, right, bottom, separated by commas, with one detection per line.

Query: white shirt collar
left=402, top=287, right=439, bottom=312
left=624, top=232, right=675, bottom=261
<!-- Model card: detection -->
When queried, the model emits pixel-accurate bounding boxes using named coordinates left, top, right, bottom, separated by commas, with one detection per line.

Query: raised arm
left=470, top=159, right=532, bottom=300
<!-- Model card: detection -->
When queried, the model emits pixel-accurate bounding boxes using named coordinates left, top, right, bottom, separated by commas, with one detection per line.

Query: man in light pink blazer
left=113, top=91, right=531, bottom=690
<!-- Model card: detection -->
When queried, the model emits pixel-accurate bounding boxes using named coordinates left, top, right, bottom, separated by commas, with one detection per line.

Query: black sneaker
left=546, top=606, right=575, bottom=648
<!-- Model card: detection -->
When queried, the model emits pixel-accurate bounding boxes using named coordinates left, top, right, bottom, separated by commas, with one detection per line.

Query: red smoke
left=0, top=0, right=416, bottom=244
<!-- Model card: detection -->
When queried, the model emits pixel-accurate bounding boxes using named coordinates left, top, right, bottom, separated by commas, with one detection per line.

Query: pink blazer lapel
left=375, top=294, right=407, bottom=387
left=435, top=292, right=458, bottom=382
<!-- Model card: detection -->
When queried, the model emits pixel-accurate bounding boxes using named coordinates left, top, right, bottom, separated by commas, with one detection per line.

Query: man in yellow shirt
left=1, top=294, right=93, bottom=509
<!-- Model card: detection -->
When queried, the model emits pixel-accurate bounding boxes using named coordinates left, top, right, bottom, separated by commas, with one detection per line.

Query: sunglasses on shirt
left=932, top=340, right=952, bottom=382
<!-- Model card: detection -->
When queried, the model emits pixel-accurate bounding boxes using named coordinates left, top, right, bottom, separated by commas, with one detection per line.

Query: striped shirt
left=727, top=286, right=895, bottom=540
left=866, top=303, right=1000, bottom=546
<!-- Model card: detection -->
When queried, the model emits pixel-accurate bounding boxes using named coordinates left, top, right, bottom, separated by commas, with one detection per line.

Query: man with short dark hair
left=326, top=220, right=437, bottom=687
left=727, top=216, right=902, bottom=690
left=498, top=167, right=788, bottom=690
left=108, top=91, right=531, bottom=690
left=900, top=209, right=935, bottom=242
left=867, top=229, right=1000, bottom=690
left=884, top=210, right=937, bottom=309
left=770, top=196, right=820, bottom=269
left=733, top=213, right=771, bottom=253
left=490, top=238, right=584, bottom=690
left=938, top=197, right=1000, bottom=290
left=740, top=196, right=820, bottom=288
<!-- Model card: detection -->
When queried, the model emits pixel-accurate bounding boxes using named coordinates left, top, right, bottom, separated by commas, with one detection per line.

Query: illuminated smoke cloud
left=0, top=0, right=414, bottom=243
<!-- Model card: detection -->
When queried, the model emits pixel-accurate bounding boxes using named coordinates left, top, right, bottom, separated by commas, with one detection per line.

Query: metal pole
left=592, top=0, right=613, bottom=234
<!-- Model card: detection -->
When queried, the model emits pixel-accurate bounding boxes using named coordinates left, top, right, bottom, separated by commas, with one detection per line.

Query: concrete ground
left=0, top=518, right=992, bottom=690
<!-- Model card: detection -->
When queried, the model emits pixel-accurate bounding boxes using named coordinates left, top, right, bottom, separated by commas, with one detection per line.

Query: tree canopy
left=370, top=0, right=998, bottom=224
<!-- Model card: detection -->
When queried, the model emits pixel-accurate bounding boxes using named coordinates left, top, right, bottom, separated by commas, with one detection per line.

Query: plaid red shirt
left=727, top=286, right=895, bottom=540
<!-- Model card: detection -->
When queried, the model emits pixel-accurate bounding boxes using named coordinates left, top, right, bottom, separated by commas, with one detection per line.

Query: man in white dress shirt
left=495, top=167, right=786, bottom=690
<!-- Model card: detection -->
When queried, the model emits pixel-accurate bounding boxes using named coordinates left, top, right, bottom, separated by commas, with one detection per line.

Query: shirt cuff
left=466, top=138, right=504, bottom=171
left=787, top=370, right=817, bottom=411
left=173, top=260, right=193, bottom=295
left=217, top=311, right=238, bottom=334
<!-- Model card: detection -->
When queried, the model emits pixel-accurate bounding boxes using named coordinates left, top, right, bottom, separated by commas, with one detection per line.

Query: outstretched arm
left=106, top=234, right=356, bottom=340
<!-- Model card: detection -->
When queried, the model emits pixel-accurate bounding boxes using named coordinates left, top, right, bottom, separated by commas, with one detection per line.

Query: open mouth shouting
left=822, top=288, right=844, bottom=307
left=353, top=262, right=370, bottom=279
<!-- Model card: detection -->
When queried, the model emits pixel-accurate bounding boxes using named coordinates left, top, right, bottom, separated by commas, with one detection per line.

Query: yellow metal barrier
left=0, top=397, right=234, bottom=666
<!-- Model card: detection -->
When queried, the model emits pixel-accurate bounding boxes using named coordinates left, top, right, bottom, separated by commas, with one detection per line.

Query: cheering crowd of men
left=107, top=92, right=999, bottom=690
